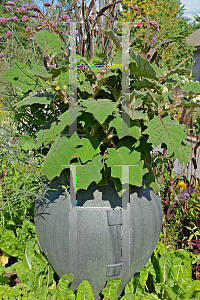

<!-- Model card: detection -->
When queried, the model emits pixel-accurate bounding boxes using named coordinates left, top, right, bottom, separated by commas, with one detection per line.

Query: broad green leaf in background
left=80, top=98, right=118, bottom=124
left=142, top=115, right=190, bottom=158
left=35, top=108, right=82, bottom=149
left=157, top=253, right=173, bottom=284
left=33, top=31, right=64, bottom=55
left=179, top=81, right=200, bottom=95
left=20, top=135, right=36, bottom=151
left=73, top=153, right=104, bottom=190
left=28, top=65, right=52, bottom=81
left=25, top=240, right=35, bottom=271
left=173, top=141, right=192, bottom=164
left=14, top=92, right=54, bottom=108
left=41, top=132, right=81, bottom=180
left=76, top=280, right=95, bottom=300
left=1, top=60, right=41, bottom=92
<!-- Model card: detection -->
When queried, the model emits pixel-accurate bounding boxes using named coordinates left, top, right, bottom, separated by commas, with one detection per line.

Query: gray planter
left=34, top=177, right=163, bottom=299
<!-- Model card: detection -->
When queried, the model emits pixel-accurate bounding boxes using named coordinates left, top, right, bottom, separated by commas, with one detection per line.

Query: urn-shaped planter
left=34, top=177, right=163, bottom=299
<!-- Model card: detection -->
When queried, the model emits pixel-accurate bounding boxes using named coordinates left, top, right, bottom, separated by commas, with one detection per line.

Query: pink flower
left=6, top=6, right=12, bottom=10
left=22, top=15, right=29, bottom=22
left=0, top=53, right=4, bottom=58
left=44, top=2, right=51, bottom=6
left=11, top=139, right=16, bottom=145
left=7, top=1, right=16, bottom=5
left=27, top=37, right=33, bottom=41
left=151, top=37, right=157, bottom=43
left=5, top=31, right=12, bottom=38
left=1, top=90, right=4, bottom=92
left=25, top=26, right=31, bottom=33
left=136, top=22, right=143, bottom=27
left=55, top=4, right=60, bottom=8
left=0, top=36, right=3, bottom=39
left=184, top=193, right=190, bottom=197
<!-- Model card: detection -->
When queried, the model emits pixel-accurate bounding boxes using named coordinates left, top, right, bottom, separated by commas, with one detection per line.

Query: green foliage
left=2, top=24, right=199, bottom=197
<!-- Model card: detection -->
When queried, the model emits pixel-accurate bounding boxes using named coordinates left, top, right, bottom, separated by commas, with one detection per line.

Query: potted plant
left=1, top=1, right=199, bottom=298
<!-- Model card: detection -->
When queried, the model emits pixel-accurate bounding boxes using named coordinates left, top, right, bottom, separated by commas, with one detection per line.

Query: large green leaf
left=106, top=147, right=147, bottom=188
left=35, top=108, right=82, bottom=149
left=142, top=115, right=190, bottom=157
left=1, top=60, right=41, bottom=92
left=129, top=49, right=159, bottom=81
left=73, top=153, right=104, bottom=190
left=14, top=92, right=54, bottom=108
left=33, top=31, right=64, bottom=55
left=41, top=132, right=81, bottom=180
left=28, top=65, right=52, bottom=81
left=0, top=228, right=24, bottom=258
left=80, top=98, right=118, bottom=124
left=76, top=136, right=100, bottom=164
left=101, top=278, right=121, bottom=299
left=56, top=274, right=75, bottom=300
left=181, top=81, right=200, bottom=95
left=108, top=115, right=141, bottom=139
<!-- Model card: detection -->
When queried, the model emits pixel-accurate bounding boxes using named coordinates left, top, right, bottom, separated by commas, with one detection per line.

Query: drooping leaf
left=129, top=49, right=159, bottom=81
left=14, top=92, right=54, bottom=108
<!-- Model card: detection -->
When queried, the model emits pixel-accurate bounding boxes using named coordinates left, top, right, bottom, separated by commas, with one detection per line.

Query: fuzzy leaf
left=1, top=60, right=41, bottom=92
left=106, top=147, right=147, bottom=187
left=76, top=136, right=100, bottom=163
left=129, top=49, right=159, bottom=81
left=108, top=115, right=141, bottom=139
left=33, top=31, right=64, bottom=55
left=181, top=81, right=200, bottom=95
left=143, top=116, right=188, bottom=156
left=80, top=98, right=118, bottom=124
left=14, top=92, right=53, bottom=108
left=41, top=132, right=81, bottom=180
left=28, top=65, right=52, bottom=81
left=74, top=154, right=104, bottom=190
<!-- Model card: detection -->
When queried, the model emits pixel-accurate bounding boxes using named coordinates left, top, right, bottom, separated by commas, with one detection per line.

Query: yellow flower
left=63, top=86, right=67, bottom=90
left=1, top=97, right=3, bottom=100
left=55, top=86, right=59, bottom=91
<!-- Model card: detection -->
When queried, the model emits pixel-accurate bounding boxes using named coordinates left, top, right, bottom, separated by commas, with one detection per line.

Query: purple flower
left=117, top=29, right=120, bottom=32
left=0, top=36, right=3, bottom=39
left=128, top=5, right=134, bottom=9
left=22, top=15, right=29, bottom=22
left=6, top=6, right=12, bottom=10
left=15, top=7, right=20, bottom=12
left=62, top=14, right=70, bottom=20
left=32, top=13, right=38, bottom=18
left=5, top=31, right=12, bottom=38
left=184, top=193, right=190, bottom=197
left=20, top=7, right=27, bottom=13
left=137, top=11, right=141, bottom=15
left=44, top=2, right=51, bottom=6
left=155, top=152, right=159, bottom=156
left=151, top=37, right=157, bottom=43
left=0, top=53, right=4, bottom=58
left=11, top=139, right=16, bottom=145
left=25, top=26, right=31, bottom=33
left=1, top=90, right=4, bottom=93
left=27, top=37, right=33, bottom=41
left=7, top=53, right=12, bottom=56
left=7, top=1, right=16, bottom=5
left=150, top=21, right=159, bottom=31
left=8, top=16, right=19, bottom=22
left=142, top=18, right=147, bottom=22
left=132, top=6, right=140, bottom=10
left=48, top=64, right=56, bottom=68
left=29, top=4, right=38, bottom=9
